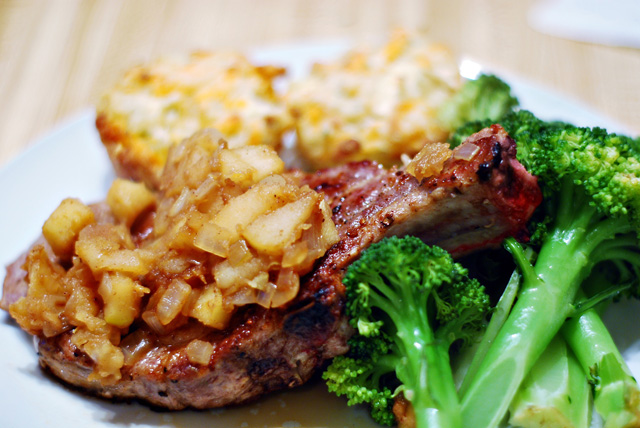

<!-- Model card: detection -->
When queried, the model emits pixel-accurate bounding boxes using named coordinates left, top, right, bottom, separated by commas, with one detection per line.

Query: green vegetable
left=458, top=248, right=592, bottom=428
left=437, top=74, right=519, bottom=134
left=457, top=263, right=522, bottom=396
left=459, top=111, right=640, bottom=428
left=562, top=306, right=640, bottom=428
left=448, top=109, right=566, bottom=149
left=323, top=236, right=490, bottom=428
left=563, top=261, right=640, bottom=428
left=508, top=335, right=592, bottom=428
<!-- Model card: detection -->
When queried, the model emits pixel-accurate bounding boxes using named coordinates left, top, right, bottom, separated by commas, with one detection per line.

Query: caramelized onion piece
left=120, top=329, right=155, bottom=366
left=453, top=142, right=480, bottom=161
left=156, top=279, right=191, bottom=325
left=405, top=142, right=452, bottom=181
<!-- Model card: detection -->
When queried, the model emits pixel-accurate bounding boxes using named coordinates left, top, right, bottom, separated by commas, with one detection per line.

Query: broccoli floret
left=324, top=236, right=490, bottom=428
left=459, top=111, right=640, bottom=428
left=448, top=109, right=566, bottom=149
left=438, top=74, right=519, bottom=137
left=322, top=351, right=396, bottom=426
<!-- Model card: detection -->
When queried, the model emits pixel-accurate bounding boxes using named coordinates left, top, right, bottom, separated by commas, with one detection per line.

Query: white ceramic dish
left=0, top=42, right=637, bottom=428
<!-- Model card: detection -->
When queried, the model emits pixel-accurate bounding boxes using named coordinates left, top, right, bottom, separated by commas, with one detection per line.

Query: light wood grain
left=0, top=0, right=638, bottom=167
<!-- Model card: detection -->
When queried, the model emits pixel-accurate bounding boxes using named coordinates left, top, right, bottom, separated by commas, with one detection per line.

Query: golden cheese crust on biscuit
left=96, top=51, right=293, bottom=188
left=286, top=31, right=463, bottom=169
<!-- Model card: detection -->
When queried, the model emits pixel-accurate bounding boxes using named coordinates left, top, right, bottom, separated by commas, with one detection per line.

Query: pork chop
left=1, top=125, right=541, bottom=409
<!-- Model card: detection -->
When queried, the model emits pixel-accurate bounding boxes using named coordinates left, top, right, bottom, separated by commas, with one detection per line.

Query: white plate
left=0, top=42, right=638, bottom=428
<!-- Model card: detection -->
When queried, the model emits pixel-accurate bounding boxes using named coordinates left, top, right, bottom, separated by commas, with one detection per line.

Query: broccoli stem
left=460, top=170, right=637, bottom=428
left=458, top=268, right=521, bottom=396
left=509, top=335, right=591, bottom=428
left=402, top=340, right=461, bottom=428
left=392, top=286, right=462, bottom=428
left=460, top=227, right=593, bottom=428
left=561, top=301, right=640, bottom=428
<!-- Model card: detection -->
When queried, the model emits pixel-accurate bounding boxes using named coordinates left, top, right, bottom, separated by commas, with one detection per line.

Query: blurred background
left=0, top=0, right=638, bottom=167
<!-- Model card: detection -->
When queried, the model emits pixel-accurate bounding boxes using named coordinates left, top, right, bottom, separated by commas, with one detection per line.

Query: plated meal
left=1, top=31, right=640, bottom=428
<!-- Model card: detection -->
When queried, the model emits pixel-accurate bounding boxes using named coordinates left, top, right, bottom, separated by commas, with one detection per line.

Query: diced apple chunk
left=214, top=257, right=267, bottom=289
left=219, top=149, right=256, bottom=183
left=211, top=175, right=293, bottom=240
left=75, top=224, right=149, bottom=275
left=106, top=178, right=156, bottom=226
left=194, top=220, right=236, bottom=257
left=190, top=284, right=233, bottom=329
left=98, top=272, right=149, bottom=328
left=231, top=145, right=284, bottom=181
left=42, top=198, right=95, bottom=259
left=242, top=193, right=316, bottom=255
left=318, top=199, right=340, bottom=248
left=185, top=339, right=214, bottom=365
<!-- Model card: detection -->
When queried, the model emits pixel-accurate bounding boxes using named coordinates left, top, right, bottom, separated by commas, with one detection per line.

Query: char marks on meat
left=1, top=125, right=541, bottom=409
left=303, top=125, right=541, bottom=270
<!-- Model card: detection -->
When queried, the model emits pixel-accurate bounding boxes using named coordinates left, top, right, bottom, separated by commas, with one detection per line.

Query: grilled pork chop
left=1, top=125, right=541, bottom=409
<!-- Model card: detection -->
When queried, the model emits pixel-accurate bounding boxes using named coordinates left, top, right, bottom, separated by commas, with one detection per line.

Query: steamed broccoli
left=447, top=109, right=566, bottom=149
left=561, top=260, right=640, bottom=428
left=437, top=74, right=519, bottom=134
left=323, top=236, right=490, bottom=428
left=508, top=335, right=592, bottom=428
left=459, top=111, right=640, bottom=428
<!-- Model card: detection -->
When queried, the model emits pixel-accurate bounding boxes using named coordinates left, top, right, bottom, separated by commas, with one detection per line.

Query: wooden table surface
left=0, top=0, right=638, bottom=168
